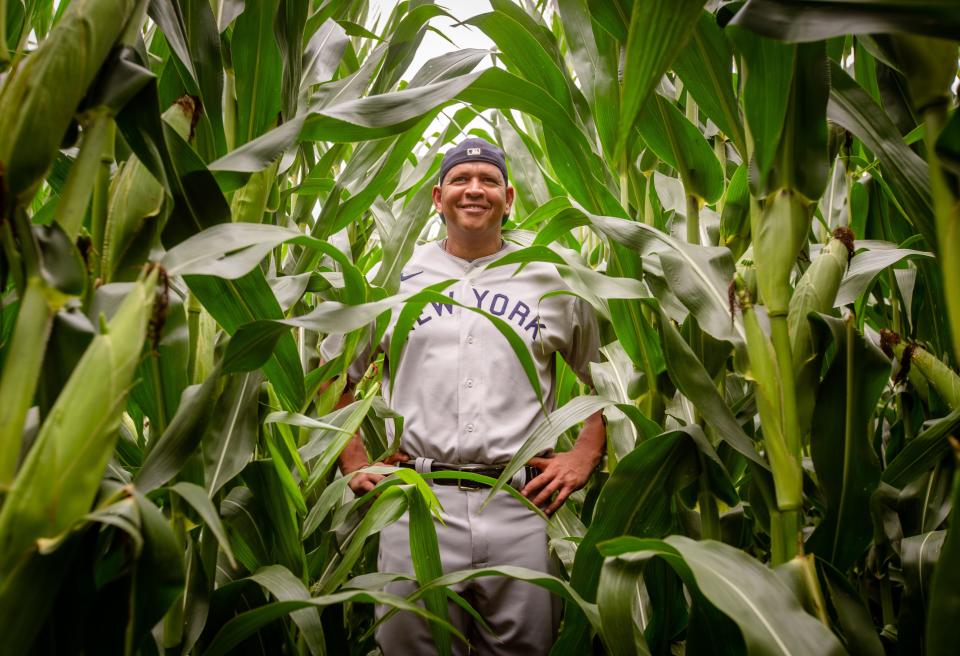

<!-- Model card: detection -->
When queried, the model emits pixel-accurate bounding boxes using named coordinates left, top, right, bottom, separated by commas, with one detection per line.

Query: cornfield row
left=0, top=0, right=958, bottom=654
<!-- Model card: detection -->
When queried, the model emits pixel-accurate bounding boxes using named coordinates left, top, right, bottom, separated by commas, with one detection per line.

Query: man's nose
left=464, top=177, right=483, bottom=195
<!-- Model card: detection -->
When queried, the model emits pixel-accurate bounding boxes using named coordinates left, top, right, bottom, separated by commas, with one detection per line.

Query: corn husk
left=752, top=188, right=811, bottom=315
left=0, top=0, right=137, bottom=202
left=0, top=268, right=157, bottom=573
left=0, top=278, right=64, bottom=487
left=787, top=228, right=854, bottom=436
left=881, top=331, right=960, bottom=411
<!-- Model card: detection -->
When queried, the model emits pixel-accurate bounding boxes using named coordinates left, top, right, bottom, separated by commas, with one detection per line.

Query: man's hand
left=521, top=410, right=605, bottom=515
left=521, top=450, right=598, bottom=515
left=343, top=451, right=410, bottom=495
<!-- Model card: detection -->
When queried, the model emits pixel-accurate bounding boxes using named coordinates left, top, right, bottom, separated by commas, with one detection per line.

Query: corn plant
left=0, top=0, right=959, bottom=654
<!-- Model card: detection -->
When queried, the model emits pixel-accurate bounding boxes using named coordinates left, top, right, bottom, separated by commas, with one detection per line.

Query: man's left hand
left=522, top=450, right=599, bottom=516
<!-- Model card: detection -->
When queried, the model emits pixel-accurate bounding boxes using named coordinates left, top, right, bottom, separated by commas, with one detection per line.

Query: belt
left=399, top=461, right=539, bottom=490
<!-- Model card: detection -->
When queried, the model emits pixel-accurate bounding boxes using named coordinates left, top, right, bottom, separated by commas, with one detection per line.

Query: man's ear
left=505, top=185, right=515, bottom=214
left=432, top=184, right=445, bottom=223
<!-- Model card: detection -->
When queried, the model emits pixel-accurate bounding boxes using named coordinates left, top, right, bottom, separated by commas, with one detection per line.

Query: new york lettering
left=411, top=288, right=545, bottom=339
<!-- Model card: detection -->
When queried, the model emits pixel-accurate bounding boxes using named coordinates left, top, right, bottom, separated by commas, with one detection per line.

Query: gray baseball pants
left=375, top=461, right=561, bottom=655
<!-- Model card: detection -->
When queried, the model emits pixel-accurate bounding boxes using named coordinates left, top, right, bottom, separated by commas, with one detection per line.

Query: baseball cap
left=438, top=137, right=508, bottom=186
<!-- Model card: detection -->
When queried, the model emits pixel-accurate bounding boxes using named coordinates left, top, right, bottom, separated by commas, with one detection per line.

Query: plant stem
left=686, top=194, right=700, bottom=245
left=698, top=454, right=721, bottom=541
left=770, top=313, right=802, bottom=562
left=186, top=292, right=201, bottom=384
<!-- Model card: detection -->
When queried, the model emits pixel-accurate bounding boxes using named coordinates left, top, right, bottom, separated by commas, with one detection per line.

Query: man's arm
left=521, top=409, right=605, bottom=515
left=332, top=379, right=409, bottom=495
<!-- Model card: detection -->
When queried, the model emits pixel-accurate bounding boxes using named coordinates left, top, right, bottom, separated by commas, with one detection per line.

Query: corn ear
left=881, top=330, right=960, bottom=411
left=788, top=228, right=854, bottom=437
left=788, top=228, right=854, bottom=371
left=0, top=0, right=137, bottom=203
left=101, top=98, right=195, bottom=282
left=752, top=189, right=811, bottom=315
left=0, top=278, right=65, bottom=488
left=0, top=267, right=157, bottom=574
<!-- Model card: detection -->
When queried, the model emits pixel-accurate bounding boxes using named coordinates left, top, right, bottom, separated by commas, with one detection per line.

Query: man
left=325, top=137, right=604, bottom=655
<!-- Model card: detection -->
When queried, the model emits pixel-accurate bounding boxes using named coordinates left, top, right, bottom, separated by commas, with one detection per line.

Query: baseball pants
left=375, top=464, right=561, bottom=655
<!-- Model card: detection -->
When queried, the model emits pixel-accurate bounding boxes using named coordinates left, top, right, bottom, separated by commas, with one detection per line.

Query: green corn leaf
left=835, top=245, right=933, bottom=306
left=467, top=4, right=574, bottom=116
left=203, top=586, right=461, bottom=656
left=202, top=372, right=262, bottom=496
left=596, top=554, right=651, bottom=656
left=727, top=26, right=795, bottom=189
left=404, top=485, right=452, bottom=656
left=136, top=363, right=223, bottom=492
left=315, top=485, right=407, bottom=594
left=828, top=62, right=936, bottom=249
left=557, top=429, right=700, bottom=651
left=883, top=409, right=960, bottom=488
left=729, top=0, right=960, bottom=42
left=167, top=481, right=237, bottom=569
left=555, top=0, right=620, bottom=157
left=598, top=536, right=846, bottom=655
left=232, top=0, right=282, bottom=145
left=926, top=460, right=960, bottom=656
left=617, top=0, right=706, bottom=162
left=673, top=10, right=747, bottom=158
left=806, top=315, right=889, bottom=571
left=187, top=269, right=304, bottom=412
left=637, top=92, right=724, bottom=204
left=657, top=310, right=765, bottom=467
left=249, top=565, right=325, bottom=656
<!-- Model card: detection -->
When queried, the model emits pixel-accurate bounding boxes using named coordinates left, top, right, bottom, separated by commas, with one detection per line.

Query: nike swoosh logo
left=400, top=270, right=424, bottom=282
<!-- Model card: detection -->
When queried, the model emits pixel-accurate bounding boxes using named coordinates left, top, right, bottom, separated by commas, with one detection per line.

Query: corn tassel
left=0, top=267, right=157, bottom=575
left=881, top=331, right=960, bottom=411
left=101, top=98, right=195, bottom=282
left=0, top=0, right=137, bottom=203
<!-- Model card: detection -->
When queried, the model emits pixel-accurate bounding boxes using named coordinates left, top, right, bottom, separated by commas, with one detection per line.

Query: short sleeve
left=559, top=296, right=600, bottom=386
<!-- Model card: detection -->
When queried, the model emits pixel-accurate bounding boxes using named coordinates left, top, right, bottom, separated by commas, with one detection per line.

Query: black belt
left=399, top=461, right=539, bottom=489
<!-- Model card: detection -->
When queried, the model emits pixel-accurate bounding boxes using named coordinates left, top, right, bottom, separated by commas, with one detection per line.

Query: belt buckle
left=456, top=464, right=487, bottom=491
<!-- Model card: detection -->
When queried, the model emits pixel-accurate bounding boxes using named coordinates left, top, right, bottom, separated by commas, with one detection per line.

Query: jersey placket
left=458, top=266, right=484, bottom=464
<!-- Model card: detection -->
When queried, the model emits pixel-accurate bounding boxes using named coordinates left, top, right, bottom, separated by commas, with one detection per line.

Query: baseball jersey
left=322, top=240, right=600, bottom=465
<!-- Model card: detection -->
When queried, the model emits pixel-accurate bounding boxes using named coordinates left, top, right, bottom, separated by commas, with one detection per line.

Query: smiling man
left=329, top=137, right=604, bottom=655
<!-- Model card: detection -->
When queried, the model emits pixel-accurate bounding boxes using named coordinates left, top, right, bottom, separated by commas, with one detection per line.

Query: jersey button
left=465, top=379, right=474, bottom=388
left=465, top=423, right=475, bottom=433
left=466, top=336, right=475, bottom=344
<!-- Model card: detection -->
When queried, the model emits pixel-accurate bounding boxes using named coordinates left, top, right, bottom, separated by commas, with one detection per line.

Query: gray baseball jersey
left=323, top=239, right=600, bottom=464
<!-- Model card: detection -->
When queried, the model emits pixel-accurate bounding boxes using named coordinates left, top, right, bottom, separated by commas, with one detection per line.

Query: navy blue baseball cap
left=438, top=137, right=508, bottom=186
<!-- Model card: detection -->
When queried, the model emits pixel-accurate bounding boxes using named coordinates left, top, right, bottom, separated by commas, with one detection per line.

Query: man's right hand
left=344, top=451, right=411, bottom=495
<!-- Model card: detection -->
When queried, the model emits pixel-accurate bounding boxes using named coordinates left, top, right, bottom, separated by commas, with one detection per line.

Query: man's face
left=432, top=161, right=514, bottom=237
